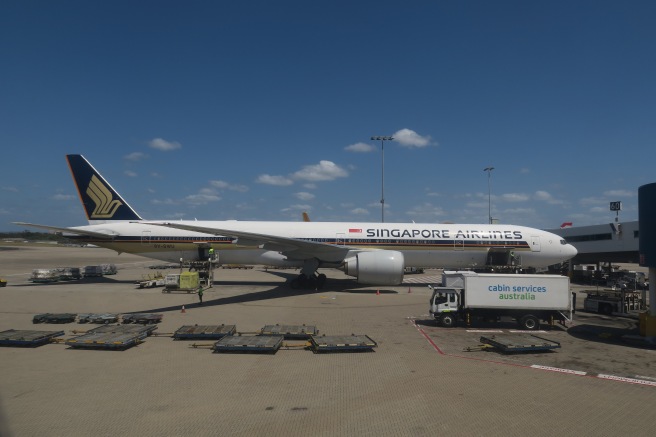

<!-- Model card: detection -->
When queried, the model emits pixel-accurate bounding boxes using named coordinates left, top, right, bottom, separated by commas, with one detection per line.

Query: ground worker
left=197, top=285, right=204, bottom=305
left=208, top=247, right=215, bottom=260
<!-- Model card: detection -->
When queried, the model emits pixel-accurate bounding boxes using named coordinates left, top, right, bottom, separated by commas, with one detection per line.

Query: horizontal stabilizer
left=13, top=222, right=118, bottom=239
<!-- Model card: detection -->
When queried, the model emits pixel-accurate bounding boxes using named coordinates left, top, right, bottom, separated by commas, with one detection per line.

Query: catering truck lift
left=429, top=271, right=572, bottom=330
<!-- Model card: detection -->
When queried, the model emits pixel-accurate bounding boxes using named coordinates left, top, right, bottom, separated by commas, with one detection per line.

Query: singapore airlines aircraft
left=15, top=155, right=577, bottom=289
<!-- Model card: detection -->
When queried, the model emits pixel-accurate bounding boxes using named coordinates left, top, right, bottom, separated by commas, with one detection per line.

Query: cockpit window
left=560, top=239, right=567, bottom=245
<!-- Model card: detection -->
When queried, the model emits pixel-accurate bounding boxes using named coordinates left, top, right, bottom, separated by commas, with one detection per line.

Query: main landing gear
left=289, top=259, right=326, bottom=290
left=289, top=273, right=327, bottom=290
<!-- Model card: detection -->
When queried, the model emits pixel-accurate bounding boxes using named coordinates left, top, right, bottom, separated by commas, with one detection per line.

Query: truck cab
left=429, top=286, right=461, bottom=327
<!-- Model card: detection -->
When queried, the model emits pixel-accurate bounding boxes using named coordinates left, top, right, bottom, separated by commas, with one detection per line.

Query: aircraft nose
left=565, top=243, right=578, bottom=259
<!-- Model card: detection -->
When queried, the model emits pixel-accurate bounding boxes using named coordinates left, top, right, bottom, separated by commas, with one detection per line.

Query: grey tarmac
left=0, top=245, right=654, bottom=436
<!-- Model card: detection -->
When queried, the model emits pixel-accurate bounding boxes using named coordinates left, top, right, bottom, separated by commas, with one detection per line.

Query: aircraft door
left=530, top=235, right=541, bottom=252
left=141, top=230, right=151, bottom=245
left=454, top=240, right=464, bottom=251
left=336, top=233, right=346, bottom=247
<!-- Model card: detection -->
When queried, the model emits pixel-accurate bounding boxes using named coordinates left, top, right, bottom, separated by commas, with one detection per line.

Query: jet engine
left=341, top=250, right=404, bottom=285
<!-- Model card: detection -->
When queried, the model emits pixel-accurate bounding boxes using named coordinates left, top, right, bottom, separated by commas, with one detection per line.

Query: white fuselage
left=68, top=220, right=577, bottom=269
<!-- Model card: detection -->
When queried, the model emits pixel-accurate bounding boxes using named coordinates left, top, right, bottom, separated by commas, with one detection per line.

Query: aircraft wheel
left=317, top=274, right=327, bottom=289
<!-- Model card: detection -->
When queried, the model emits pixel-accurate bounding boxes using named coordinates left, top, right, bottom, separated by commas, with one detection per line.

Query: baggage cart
left=173, top=324, right=236, bottom=340
left=32, top=313, right=77, bottom=324
left=213, top=335, right=284, bottom=353
left=0, top=329, right=65, bottom=347
left=309, top=335, right=377, bottom=353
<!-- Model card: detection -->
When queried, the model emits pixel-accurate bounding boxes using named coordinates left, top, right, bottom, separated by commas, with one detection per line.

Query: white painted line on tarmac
left=509, top=330, right=548, bottom=333
left=596, top=374, right=656, bottom=387
left=465, top=330, right=503, bottom=333
left=531, top=365, right=587, bottom=376
left=412, top=318, right=656, bottom=387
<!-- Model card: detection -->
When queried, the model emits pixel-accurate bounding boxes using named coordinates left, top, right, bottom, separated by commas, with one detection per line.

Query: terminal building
left=548, top=220, right=639, bottom=266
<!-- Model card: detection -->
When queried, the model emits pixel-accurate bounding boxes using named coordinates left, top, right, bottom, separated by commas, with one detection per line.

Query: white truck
left=429, top=272, right=572, bottom=330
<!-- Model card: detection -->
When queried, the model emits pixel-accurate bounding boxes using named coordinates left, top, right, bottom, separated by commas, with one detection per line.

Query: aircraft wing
left=148, top=222, right=354, bottom=262
left=13, top=222, right=118, bottom=239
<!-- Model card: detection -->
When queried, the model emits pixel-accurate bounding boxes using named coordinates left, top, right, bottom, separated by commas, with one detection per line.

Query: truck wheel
left=519, top=315, right=540, bottom=330
left=440, top=314, right=457, bottom=328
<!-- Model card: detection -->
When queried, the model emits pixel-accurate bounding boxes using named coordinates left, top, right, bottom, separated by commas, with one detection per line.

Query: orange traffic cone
left=181, top=305, right=186, bottom=313
left=376, top=289, right=380, bottom=296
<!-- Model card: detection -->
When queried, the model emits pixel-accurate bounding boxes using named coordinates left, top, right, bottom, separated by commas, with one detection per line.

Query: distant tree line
left=0, top=231, right=71, bottom=243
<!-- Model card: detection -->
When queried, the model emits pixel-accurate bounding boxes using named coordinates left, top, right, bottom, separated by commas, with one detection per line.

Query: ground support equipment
left=260, top=324, right=317, bottom=339
left=78, top=313, right=119, bottom=324
left=65, top=326, right=150, bottom=350
left=32, top=313, right=77, bottom=324
left=213, top=335, right=284, bottom=354
left=87, top=324, right=157, bottom=337
left=121, top=313, right=163, bottom=324
left=308, top=335, right=378, bottom=353
left=173, top=324, right=236, bottom=340
left=0, top=329, right=65, bottom=347
left=477, top=334, right=561, bottom=353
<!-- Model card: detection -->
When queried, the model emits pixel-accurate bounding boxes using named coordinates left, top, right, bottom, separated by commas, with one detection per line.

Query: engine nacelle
left=342, top=250, right=405, bottom=285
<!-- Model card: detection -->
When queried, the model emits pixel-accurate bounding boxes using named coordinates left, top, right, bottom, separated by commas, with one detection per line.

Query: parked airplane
left=15, top=154, right=577, bottom=288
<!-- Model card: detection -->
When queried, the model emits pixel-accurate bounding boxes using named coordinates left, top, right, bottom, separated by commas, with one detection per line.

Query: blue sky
left=2, top=1, right=655, bottom=232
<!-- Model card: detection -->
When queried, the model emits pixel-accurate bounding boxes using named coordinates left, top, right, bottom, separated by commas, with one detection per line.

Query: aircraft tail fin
left=66, top=154, right=143, bottom=222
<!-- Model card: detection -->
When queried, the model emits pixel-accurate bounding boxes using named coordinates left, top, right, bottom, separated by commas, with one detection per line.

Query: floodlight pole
left=371, top=136, right=394, bottom=222
left=484, top=167, right=495, bottom=224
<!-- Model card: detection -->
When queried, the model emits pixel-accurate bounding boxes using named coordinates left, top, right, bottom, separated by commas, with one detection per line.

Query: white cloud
left=534, top=190, right=564, bottom=205
left=503, top=207, right=536, bottom=215
left=501, top=193, right=529, bottom=202
left=534, top=191, right=553, bottom=201
left=148, top=138, right=181, bottom=151
left=466, top=200, right=488, bottom=209
left=124, top=170, right=138, bottom=178
left=392, top=128, right=434, bottom=148
left=351, top=208, right=370, bottom=215
left=185, top=193, right=221, bottom=205
left=2, top=186, right=18, bottom=193
left=52, top=193, right=76, bottom=201
left=604, top=190, right=634, bottom=198
left=181, top=187, right=222, bottom=205
left=256, top=174, right=294, bottom=186
left=406, top=203, right=446, bottom=218
left=124, top=152, right=147, bottom=161
left=152, top=198, right=177, bottom=205
left=210, top=180, right=249, bottom=192
left=292, top=160, right=348, bottom=182
left=281, top=204, right=311, bottom=212
left=579, top=197, right=605, bottom=207
left=345, top=142, right=375, bottom=153
left=295, top=192, right=315, bottom=201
